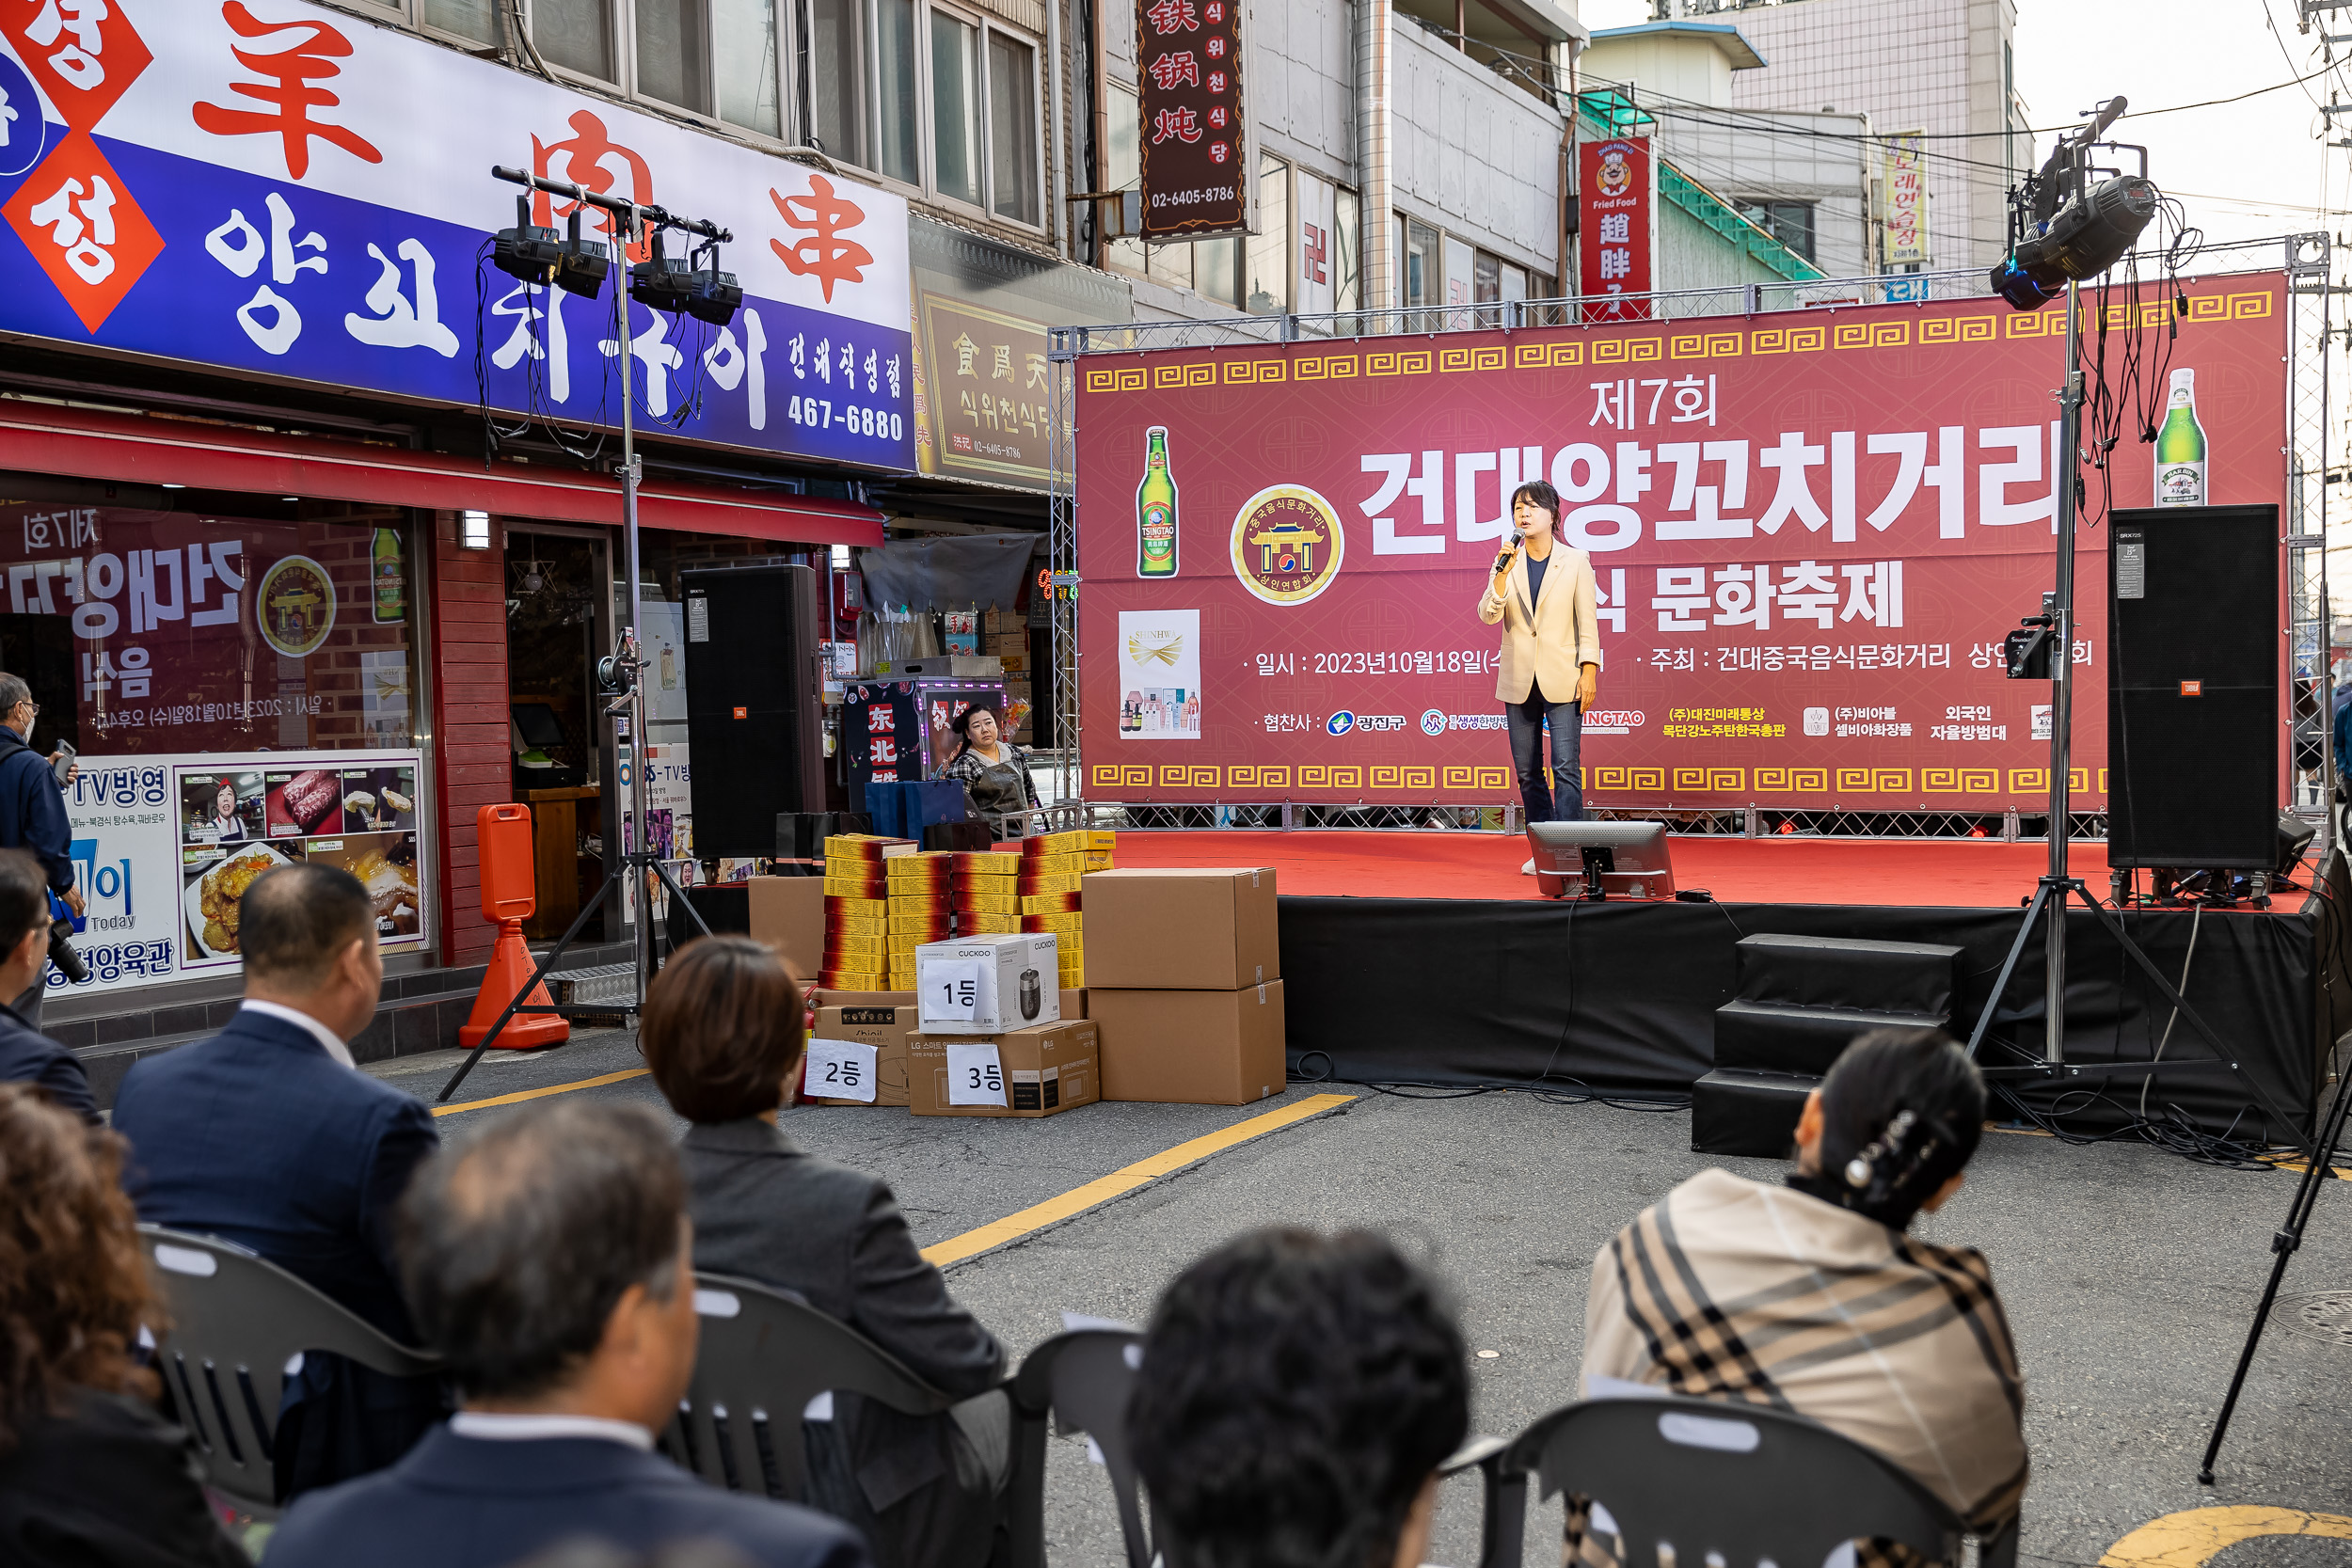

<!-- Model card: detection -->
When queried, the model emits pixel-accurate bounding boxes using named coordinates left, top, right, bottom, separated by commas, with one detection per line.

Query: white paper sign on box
left=926, top=958, right=988, bottom=1024
left=915, top=936, right=1060, bottom=1033
left=946, top=1041, right=1009, bottom=1106
left=804, top=1038, right=878, bottom=1103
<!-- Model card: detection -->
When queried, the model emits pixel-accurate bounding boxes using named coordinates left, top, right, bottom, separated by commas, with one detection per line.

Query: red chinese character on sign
left=1147, top=50, right=1199, bottom=89
left=191, top=3, right=383, bottom=180
left=770, top=174, right=873, bottom=304
left=3, top=130, right=163, bottom=331
left=533, top=109, right=656, bottom=260
left=1150, top=106, right=1200, bottom=145
left=0, top=0, right=151, bottom=132
left=1145, top=0, right=1198, bottom=33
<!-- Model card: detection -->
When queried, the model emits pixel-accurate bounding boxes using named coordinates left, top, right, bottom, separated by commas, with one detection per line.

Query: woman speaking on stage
left=1477, top=481, right=1602, bottom=863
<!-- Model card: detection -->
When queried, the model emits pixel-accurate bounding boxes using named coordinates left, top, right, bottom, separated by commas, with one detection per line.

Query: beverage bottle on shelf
left=1136, top=427, right=1179, bottom=578
left=2154, top=367, right=2206, bottom=507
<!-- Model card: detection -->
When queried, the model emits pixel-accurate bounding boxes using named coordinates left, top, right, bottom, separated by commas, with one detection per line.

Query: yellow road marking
left=2101, top=1506, right=2352, bottom=1566
left=919, top=1092, right=1358, bottom=1266
left=432, top=1068, right=650, bottom=1117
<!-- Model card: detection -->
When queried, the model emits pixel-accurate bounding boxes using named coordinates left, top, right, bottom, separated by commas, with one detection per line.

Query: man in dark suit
left=268, top=1099, right=868, bottom=1568
left=112, top=861, right=442, bottom=1500
left=0, top=847, right=93, bottom=1120
left=0, top=672, right=78, bottom=1027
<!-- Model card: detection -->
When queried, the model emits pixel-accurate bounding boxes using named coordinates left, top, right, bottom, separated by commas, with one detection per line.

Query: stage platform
left=1105, top=832, right=2352, bottom=1142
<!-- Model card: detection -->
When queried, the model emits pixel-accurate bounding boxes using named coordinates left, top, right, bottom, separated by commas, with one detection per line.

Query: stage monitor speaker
left=2106, top=504, right=2279, bottom=869
left=680, top=564, right=825, bottom=858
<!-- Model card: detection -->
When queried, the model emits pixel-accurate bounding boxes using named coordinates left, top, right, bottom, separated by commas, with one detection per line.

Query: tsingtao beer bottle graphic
left=2155, top=367, right=2206, bottom=507
left=1136, top=426, right=1179, bottom=578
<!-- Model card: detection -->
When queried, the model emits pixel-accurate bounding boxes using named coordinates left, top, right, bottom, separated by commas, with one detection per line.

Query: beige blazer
left=1477, top=541, right=1604, bottom=705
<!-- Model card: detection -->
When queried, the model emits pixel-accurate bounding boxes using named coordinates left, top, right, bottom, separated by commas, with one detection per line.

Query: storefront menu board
left=58, top=749, right=425, bottom=996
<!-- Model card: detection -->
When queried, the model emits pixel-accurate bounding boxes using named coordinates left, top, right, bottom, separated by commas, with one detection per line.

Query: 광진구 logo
left=1326, top=711, right=1356, bottom=736
left=1231, top=484, right=1344, bottom=608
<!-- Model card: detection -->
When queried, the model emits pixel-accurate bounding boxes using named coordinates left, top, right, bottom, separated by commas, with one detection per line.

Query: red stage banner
left=1073, top=277, right=2289, bottom=810
left=1579, top=135, right=1656, bottom=321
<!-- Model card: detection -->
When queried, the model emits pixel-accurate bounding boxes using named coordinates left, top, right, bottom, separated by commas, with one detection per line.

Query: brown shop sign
left=1136, top=0, right=1247, bottom=239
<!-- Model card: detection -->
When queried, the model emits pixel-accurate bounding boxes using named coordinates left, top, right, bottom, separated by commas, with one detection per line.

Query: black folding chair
left=1474, top=1395, right=2016, bottom=1568
left=667, top=1271, right=960, bottom=1502
left=1007, top=1328, right=1150, bottom=1568
left=138, top=1225, right=442, bottom=1517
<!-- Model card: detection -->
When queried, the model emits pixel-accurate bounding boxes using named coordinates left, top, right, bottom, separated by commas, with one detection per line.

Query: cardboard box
left=908, top=1020, right=1100, bottom=1117
left=1090, top=981, right=1286, bottom=1105
left=1060, top=988, right=1086, bottom=1019
left=804, top=1004, right=915, bottom=1107
left=1082, top=868, right=1279, bottom=990
left=914, top=933, right=1060, bottom=1032
left=814, top=988, right=916, bottom=1009
left=747, top=876, right=825, bottom=978
left=825, top=835, right=918, bottom=862
left=1022, top=830, right=1116, bottom=858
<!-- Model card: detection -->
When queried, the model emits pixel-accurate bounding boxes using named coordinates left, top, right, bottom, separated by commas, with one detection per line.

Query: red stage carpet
left=1109, top=830, right=2114, bottom=908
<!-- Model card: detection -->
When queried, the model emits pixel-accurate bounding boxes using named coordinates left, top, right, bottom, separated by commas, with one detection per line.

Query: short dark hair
left=240, top=862, right=373, bottom=988
left=1131, top=1227, right=1469, bottom=1568
left=0, top=848, right=51, bottom=952
left=397, top=1100, right=686, bottom=1401
left=1510, top=480, right=1563, bottom=538
left=950, top=704, right=1005, bottom=739
left=1809, top=1027, right=1987, bottom=1229
left=0, top=673, right=28, bottom=717
left=641, top=935, right=804, bottom=1124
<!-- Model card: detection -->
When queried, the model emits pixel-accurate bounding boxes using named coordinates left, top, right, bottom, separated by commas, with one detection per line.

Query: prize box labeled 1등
left=914, top=933, right=1060, bottom=1033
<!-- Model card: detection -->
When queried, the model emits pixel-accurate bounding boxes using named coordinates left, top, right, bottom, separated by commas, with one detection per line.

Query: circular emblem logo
left=256, top=555, right=337, bottom=659
left=0, top=55, right=46, bottom=180
left=1421, top=709, right=1447, bottom=736
left=1327, top=711, right=1356, bottom=736
left=1597, top=148, right=1632, bottom=197
left=1231, top=484, right=1344, bottom=607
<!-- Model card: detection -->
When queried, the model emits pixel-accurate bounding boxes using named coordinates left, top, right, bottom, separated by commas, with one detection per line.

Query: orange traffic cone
left=458, top=803, right=569, bottom=1051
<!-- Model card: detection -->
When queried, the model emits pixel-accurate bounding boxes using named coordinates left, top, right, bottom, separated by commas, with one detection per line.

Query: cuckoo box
left=913, top=933, right=1061, bottom=1033
left=907, top=1021, right=1100, bottom=1117
left=1081, top=868, right=1279, bottom=990
left=747, top=877, right=826, bottom=978
left=1089, top=981, right=1287, bottom=1105
left=804, top=1005, right=914, bottom=1107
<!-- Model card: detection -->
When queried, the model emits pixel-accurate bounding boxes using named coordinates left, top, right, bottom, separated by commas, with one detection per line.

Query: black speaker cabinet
left=2106, top=504, right=2280, bottom=869
left=680, top=565, right=826, bottom=857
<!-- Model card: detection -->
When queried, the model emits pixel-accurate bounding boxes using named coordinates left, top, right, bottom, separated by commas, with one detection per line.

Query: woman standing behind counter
left=941, top=705, right=1041, bottom=842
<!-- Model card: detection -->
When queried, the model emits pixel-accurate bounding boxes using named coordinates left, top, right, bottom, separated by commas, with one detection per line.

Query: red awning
left=0, top=401, right=885, bottom=546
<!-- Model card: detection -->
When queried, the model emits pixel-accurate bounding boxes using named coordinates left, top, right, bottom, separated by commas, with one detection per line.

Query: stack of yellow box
left=885, top=852, right=955, bottom=990
left=1018, top=830, right=1117, bottom=989
left=950, top=850, right=1021, bottom=935
left=819, top=835, right=915, bottom=991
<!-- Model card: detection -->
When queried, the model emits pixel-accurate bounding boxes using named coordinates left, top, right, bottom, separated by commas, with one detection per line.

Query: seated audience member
left=266, top=1100, right=867, bottom=1568
left=111, top=863, right=443, bottom=1499
left=639, top=936, right=1009, bottom=1568
left=0, top=1084, right=248, bottom=1567
left=0, top=848, right=93, bottom=1121
left=1581, top=1028, right=2026, bottom=1557
left=1129, top=1227, right=1470, bottom=1568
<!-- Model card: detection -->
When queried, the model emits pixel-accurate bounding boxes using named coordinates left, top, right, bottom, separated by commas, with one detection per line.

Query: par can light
left=492, top=194, right=563, bottom=287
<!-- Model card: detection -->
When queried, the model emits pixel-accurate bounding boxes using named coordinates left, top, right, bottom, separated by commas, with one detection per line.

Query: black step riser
left=1692, top=1069, right=1818, bottom=1158
left=1715, top=1001, right=1950, bottom=1078
left=1734, top=934, right=1963, bottom=1017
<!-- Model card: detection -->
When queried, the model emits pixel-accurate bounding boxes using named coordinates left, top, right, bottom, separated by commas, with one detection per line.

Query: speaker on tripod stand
left=2106, top=504, right=2281, bottom=894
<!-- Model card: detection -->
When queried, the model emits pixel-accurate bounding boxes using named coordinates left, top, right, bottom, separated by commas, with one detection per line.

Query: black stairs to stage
left=1691, top=933, right=1965, bottom=1157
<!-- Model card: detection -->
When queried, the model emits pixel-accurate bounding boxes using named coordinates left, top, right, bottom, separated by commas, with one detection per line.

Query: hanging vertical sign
left=1882, top=132, right=1930, bottom=266
left=1579, top=136, right=1656, bottom=323
left=1137, top=0, right=1252, bottom=240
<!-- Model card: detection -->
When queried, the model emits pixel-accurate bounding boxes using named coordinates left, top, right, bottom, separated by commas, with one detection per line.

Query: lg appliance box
left=907, top=1021, right=1100, bottom=1117
left=913, top=933, right=1060, bottom=1033
left=803, top=1005, right=914, bottom=1107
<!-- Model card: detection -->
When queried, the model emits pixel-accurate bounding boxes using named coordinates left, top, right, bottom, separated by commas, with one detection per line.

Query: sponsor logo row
left=1319, top=708, right=1650, bottom=737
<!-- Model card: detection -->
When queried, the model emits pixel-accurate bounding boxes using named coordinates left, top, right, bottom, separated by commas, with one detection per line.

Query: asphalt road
left=376, top=1034, right=2352, bottom=1567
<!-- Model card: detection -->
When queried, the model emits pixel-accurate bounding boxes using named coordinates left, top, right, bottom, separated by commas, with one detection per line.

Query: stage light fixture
left=629, top=230, right=697, bottom=313
left=683, top=242, right=741, bottom=325
left=1990, top=173, right=2157, bottom=312
left=555, top=208, right=610, bottom=298
left=493, top=194, right=563, bottom=286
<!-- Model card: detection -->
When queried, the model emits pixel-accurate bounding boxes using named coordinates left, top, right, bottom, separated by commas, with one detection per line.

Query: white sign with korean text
left=804, top=1037, right=878, bottom=1102
left=946, top=1039, right=1008, bottom=1106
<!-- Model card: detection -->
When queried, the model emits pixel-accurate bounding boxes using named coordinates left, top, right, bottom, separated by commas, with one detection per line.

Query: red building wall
left=430, top=511, right=508, bottom=967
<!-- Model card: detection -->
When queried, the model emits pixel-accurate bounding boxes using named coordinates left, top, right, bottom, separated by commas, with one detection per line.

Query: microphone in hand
left=1493, top=530, right=1522, bottom=576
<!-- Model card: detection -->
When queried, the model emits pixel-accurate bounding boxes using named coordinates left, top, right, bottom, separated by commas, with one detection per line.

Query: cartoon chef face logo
left=1230, top=485, right=1345, bottom=607
left=1597, top=148, right=1633, bottom=197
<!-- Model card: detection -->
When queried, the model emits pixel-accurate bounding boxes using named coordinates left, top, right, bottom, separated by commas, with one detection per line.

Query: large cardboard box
left=814, top=989, right=916, bottom=1009
left=804, top=1004, right=915, bottom=1107
left=914, top=933, right=1060, bottom=1033
left=747, top=876, right=825, bottom=978
left=1082, top=868, right=1278, bottom=990
left=1059, top=988, right=1085, bottom=1020
left=908, top=1020, right=1100, bottom=1117
left=1090, top=981, right=1286, bottom=1105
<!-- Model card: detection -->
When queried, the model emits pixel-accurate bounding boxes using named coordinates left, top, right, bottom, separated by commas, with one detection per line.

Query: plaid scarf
left=1567, top=1169, right=2027, bottom=1567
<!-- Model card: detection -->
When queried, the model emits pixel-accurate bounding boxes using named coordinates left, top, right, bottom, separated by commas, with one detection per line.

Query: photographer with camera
left=0, top=674, right=81, bottom=1026
left=0, top=846, right=93, bottom=1119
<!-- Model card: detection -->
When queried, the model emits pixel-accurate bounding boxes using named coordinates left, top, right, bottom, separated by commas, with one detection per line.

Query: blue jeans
left=1508, top=687, right=1584, bottom=822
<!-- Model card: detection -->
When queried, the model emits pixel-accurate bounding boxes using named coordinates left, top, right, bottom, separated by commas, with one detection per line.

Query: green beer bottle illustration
left=373, top=527, right=406, bottom=623
left=2154, top=367, right=2205, bottom=508
left=1136, top=426, right=1178, bottom=578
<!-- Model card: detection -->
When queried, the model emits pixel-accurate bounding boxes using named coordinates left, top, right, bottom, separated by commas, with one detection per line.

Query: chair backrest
left=138, top=1225, right=443, bottom=1513
left=1504, top=1396, right=1963, bottom=1568
left=670, top=1271, right=957, bottom=1501
left=1007, top=1328, right=1150, bottom=1568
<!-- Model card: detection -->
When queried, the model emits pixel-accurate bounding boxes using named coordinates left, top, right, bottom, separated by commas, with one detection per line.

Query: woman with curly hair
left=0, top=1083, right=248, bottom=1567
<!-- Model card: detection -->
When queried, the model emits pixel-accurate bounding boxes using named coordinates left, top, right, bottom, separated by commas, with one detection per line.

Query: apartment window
left=1740, top=200, right=1816, bottom=264
left=537, top=0, right=614, bottom=77
left=988, top=33, right=1039, bottom=224
left=808, top=0, right=863, bottom=160
left=1246, top=153, right=1289, bottom=314
left=715, top=0, right=783, bottom=134
left=1334, top=187, right=1360, bottom=314
left=510, top=0, right=782, bottom=135
left=878, top=0, right=921, bottom=184
left=1473, top=248, right=1500, bottom=304
left=419, top=0, right=501, bottom=42
left=1403, top=216, right=1439, bottom=312
left=931, top=9, right=982, bottom=206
